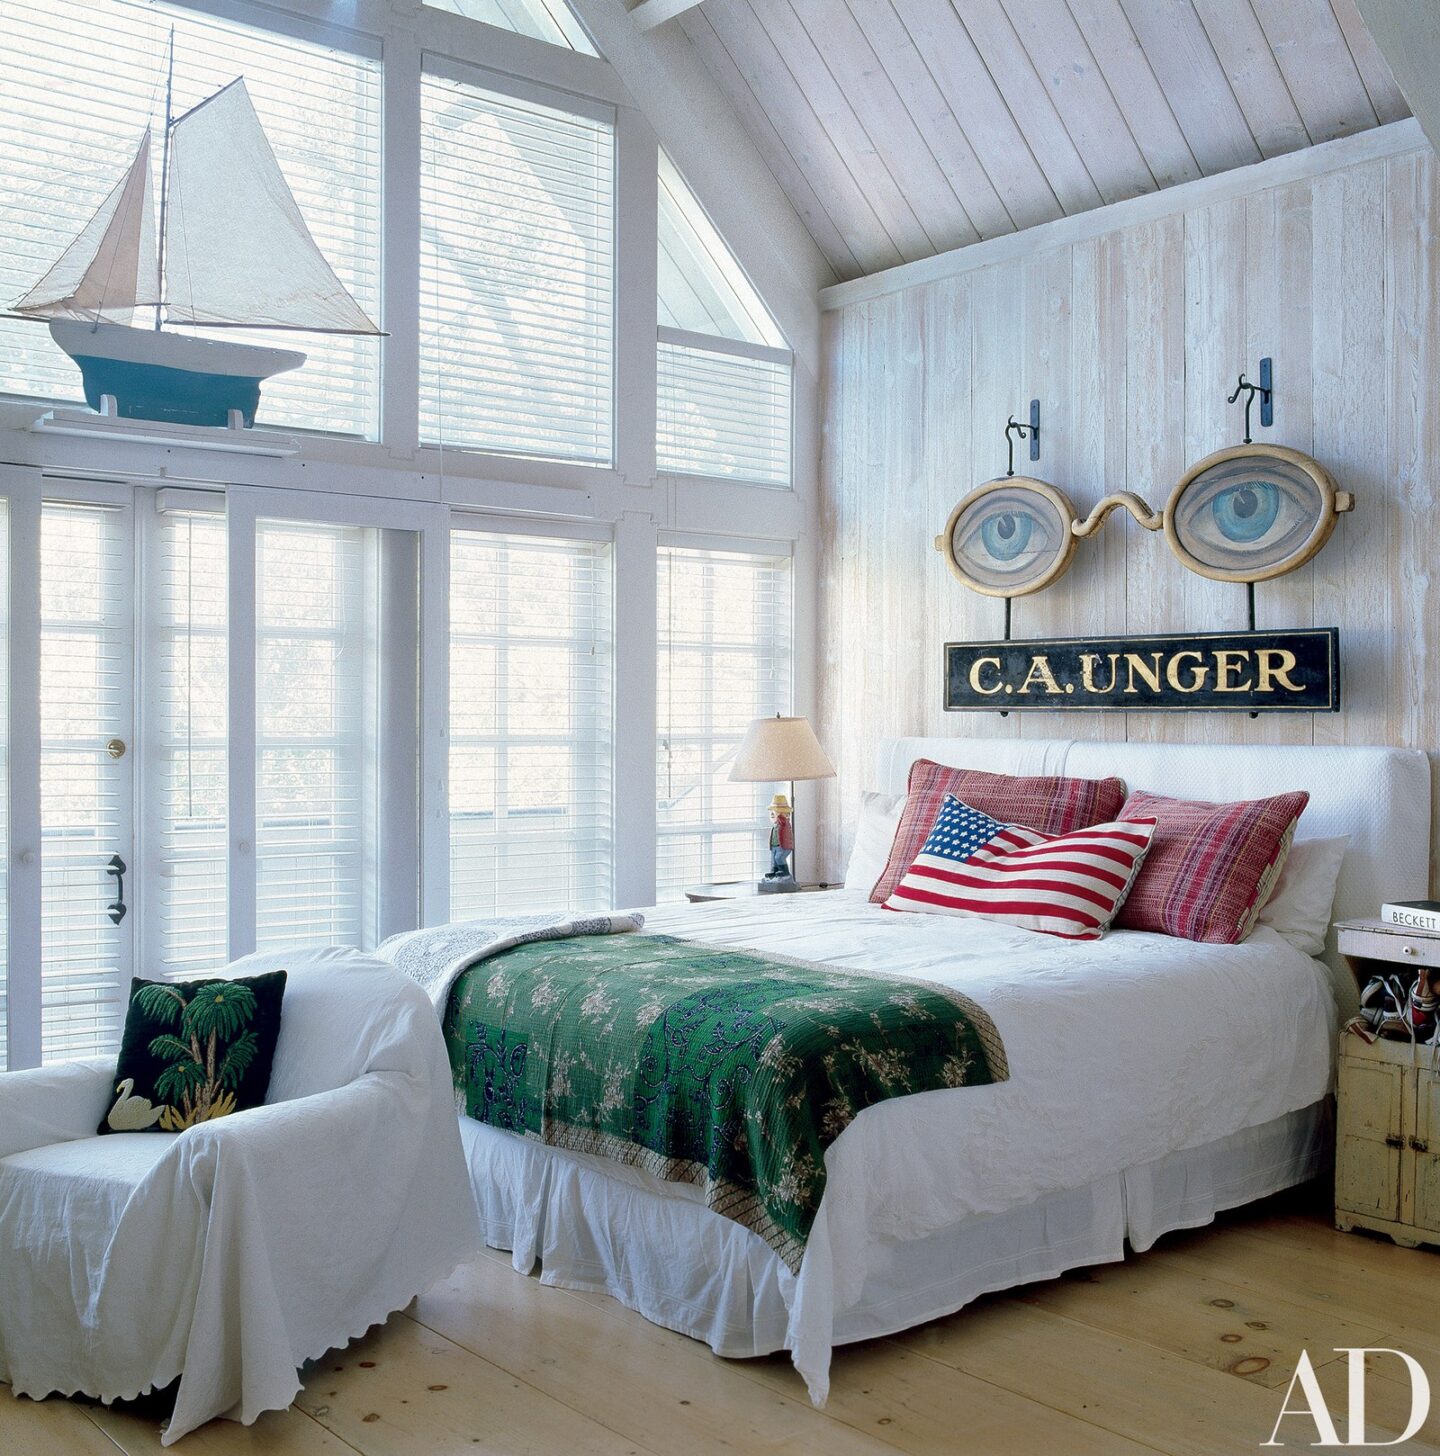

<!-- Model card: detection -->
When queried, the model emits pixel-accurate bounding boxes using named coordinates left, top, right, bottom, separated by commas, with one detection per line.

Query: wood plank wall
left=817, top=146, right=1439, bottom=888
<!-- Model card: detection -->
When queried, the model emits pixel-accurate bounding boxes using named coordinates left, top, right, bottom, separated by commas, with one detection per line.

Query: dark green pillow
left=99, top=971, right=287, bottom=1135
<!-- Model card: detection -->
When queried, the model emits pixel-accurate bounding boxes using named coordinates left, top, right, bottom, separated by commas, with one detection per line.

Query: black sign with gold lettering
left=944, top=629, right=1339, bottom=713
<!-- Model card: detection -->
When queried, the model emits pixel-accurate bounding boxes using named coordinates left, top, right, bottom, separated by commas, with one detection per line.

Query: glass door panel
left=39, top=499, right=134, bottom=1061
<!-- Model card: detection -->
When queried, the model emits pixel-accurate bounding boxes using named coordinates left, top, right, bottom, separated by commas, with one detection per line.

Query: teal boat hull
left=47, top=321, right=306, bottom=431
left=70, top=352, right=264, bottom=428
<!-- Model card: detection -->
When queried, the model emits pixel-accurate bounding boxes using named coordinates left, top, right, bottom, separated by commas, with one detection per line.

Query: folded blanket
left=374, top=910, right=645, bottom=1012
left=439, top=931, right=1009, bottom=1272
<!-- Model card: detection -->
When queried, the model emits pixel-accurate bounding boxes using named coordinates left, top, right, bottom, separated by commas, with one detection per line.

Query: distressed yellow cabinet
left=1414, top=1063, right=1440, bottom=1235
left=1335, top=1033, right=1440, bottom=1249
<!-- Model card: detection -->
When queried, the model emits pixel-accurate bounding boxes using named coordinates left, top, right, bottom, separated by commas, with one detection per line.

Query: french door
left=0, top=469, right=446, bottom=1071
left=0, top=475, right=137, bottom=1069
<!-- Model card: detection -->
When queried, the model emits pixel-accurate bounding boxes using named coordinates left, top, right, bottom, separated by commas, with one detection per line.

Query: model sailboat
left=11, top=61, right=379, bottom=429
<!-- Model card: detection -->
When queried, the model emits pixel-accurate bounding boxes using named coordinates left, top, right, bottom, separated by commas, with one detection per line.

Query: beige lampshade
left=729, top=715, right=836, bottom=783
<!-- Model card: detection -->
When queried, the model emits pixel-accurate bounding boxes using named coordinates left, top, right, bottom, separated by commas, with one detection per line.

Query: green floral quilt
left=441, top=933, right=1008, bottom=1271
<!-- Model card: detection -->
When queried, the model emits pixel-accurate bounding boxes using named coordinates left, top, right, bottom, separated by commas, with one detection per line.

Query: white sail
left=163, top=80, right=379, bottom=334
left=12, top=133, right=159, bottom=323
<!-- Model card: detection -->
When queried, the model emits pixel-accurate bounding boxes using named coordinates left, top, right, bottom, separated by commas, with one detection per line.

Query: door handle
left=1411, top=1138, right=1430, bottom=1154
left=106, top=853, right=127, bottom=925
left=1385, top=1134, right=1404, bottom=1149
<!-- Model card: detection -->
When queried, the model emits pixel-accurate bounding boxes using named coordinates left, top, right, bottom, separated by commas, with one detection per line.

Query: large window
left=0, top=0, right=382, bottom=437
left=0, top=0, right=808, bottom=1067
left=656, top=152, right=793, bottom=488
left=255, top=520, right=379, bottom=951
left=656, top=545, right=792, bottom=898
left=449, top=527, right=613, bottom=917
left=421, top=68, right=615, bottom=464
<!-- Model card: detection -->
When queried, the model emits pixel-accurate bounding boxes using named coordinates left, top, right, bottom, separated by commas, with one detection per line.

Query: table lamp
left=729, top=714, right=836, bottom=892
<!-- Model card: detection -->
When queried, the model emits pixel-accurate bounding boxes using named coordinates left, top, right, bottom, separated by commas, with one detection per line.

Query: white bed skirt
left=458, top=1101, right=1328, bottom=1400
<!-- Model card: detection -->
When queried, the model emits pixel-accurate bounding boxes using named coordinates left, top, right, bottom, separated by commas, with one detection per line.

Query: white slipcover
left=0, top=947, right=480, bottom=1444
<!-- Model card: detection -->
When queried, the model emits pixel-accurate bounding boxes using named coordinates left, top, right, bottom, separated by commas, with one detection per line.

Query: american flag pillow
left=884, top=796, right=1157, bottom=940
left=869, top=761, right=1127, bottom=904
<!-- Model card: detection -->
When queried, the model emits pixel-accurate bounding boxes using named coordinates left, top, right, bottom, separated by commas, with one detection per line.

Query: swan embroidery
left=109, top=981, right=260, bottom=1132
left=105, top=1077, right=164, bottom=1131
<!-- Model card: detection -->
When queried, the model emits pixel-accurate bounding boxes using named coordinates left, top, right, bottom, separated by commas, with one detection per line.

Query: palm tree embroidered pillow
left=99, top=971, right=287, bottom=1134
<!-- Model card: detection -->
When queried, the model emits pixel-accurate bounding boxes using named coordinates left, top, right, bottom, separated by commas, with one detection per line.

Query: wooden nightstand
left=683, top=882, right=839, bottom=904
left=1333, top=918, right=1440, bottom=1250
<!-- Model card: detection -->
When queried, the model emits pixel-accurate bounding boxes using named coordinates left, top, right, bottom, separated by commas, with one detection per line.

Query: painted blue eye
left=947, top=479, right=1074, bottom=595
left=980, top=510, right=1034, bottom=561
left=1210, top=482, right=1279, bottom=543
left=1169, top=453, right=1333, bottom=580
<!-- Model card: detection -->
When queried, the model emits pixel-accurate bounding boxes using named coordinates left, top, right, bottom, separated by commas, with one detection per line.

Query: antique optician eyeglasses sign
left=936, top=378, right=1352, bottom=713
left=944, top=629, right=1340, bottom=713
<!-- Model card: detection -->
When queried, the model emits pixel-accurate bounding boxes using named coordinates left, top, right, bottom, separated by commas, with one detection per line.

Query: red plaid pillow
left=869, top=760, right=1128, bottom=904
left=1114, top=788, right=1309, bottom=943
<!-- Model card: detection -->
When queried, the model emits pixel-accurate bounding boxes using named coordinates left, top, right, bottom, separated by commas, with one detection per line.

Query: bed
left=454, top=737, right=1431, bottom=1402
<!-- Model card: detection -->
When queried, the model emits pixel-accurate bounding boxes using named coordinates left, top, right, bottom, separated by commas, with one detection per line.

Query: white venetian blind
left=657, top=340, right=792, bottom=487
left=449, top=527, right=613, bottom=917
left=40, top=502, right=131, bottom=1062
left=656, top=545, right=792, bottom=899
left=420, top=67, right=615, bottom=464
left=147, top=503, right=228, bottom=974
left=255, top=520, right=377, bottom=950
left=0, top=0, right=381, bottom=436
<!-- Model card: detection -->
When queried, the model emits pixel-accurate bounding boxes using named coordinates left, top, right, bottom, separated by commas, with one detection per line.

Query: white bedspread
left=630, top=891, right=1339, bottom=1396
left=0, top=947, right=480, bottom=1444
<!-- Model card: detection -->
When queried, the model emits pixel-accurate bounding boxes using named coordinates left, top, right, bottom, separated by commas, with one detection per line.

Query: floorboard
left=4, top=1199, right=1437, bottom=1456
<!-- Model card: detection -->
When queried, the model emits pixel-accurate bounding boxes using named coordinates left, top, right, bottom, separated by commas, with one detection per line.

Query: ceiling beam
left=1353, top=0, right=1440, bottom=155
left=627, top=0, right=705, bottom=31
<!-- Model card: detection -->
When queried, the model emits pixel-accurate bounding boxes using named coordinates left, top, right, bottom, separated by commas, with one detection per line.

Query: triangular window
left=656, top=152, right=792, bottom=488
left=657, top=151, right=783, bottom=348
left=424, top=0, right=599, bottom=57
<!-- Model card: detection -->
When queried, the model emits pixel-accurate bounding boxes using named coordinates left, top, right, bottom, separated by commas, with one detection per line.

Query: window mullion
left=419, top=520, right=450, bottom=929
left=615, top=104, right=658, bottom=486
left=382, top=21, right=423, bottom=454
left=225, top=491, right=260, bottom=961
left=612, top=515, right=655, bottom=906
left=5, top=472, right=41, bottom=1070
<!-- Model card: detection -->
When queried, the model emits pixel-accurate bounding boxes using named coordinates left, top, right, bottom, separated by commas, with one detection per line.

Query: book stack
left=1379, top=900, right=1440, bottom=934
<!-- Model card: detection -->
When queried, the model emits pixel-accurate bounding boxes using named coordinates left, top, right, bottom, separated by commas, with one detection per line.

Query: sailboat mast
left=154, top=26, right=175, bottom=331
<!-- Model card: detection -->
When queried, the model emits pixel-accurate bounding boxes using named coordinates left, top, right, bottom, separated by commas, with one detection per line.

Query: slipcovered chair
left=0, top=947, right=480, bottom=1445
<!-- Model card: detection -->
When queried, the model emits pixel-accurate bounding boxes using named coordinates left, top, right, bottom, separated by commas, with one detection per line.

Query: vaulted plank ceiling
left=676, top=0, right=1410, bottom=281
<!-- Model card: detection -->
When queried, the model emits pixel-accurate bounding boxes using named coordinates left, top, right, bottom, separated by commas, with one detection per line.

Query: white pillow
left=843, top=791, right=906, bottom=893
left=1255, top=834, right=1349, bottom=956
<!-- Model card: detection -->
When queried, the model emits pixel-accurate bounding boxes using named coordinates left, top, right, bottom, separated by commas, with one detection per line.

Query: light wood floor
left=5, top=1188, right=1438, bottom=1456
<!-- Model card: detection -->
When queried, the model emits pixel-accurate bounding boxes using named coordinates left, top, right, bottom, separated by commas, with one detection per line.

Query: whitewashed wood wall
left=817, top=143, right=1439, bottom=887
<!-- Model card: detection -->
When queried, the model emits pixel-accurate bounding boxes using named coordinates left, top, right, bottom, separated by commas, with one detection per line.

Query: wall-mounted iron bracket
left=1245, top=582, right=1259, bottom=716
left=999, top=598, right=1013, bottom=715
left=1227, top=359, right=1273, bottom=444
left=1004, top=400, right=1040, bottom=476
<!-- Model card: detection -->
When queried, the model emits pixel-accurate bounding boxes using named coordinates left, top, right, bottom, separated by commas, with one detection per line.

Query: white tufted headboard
left=876, top=736, right=1431, bottom=1010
